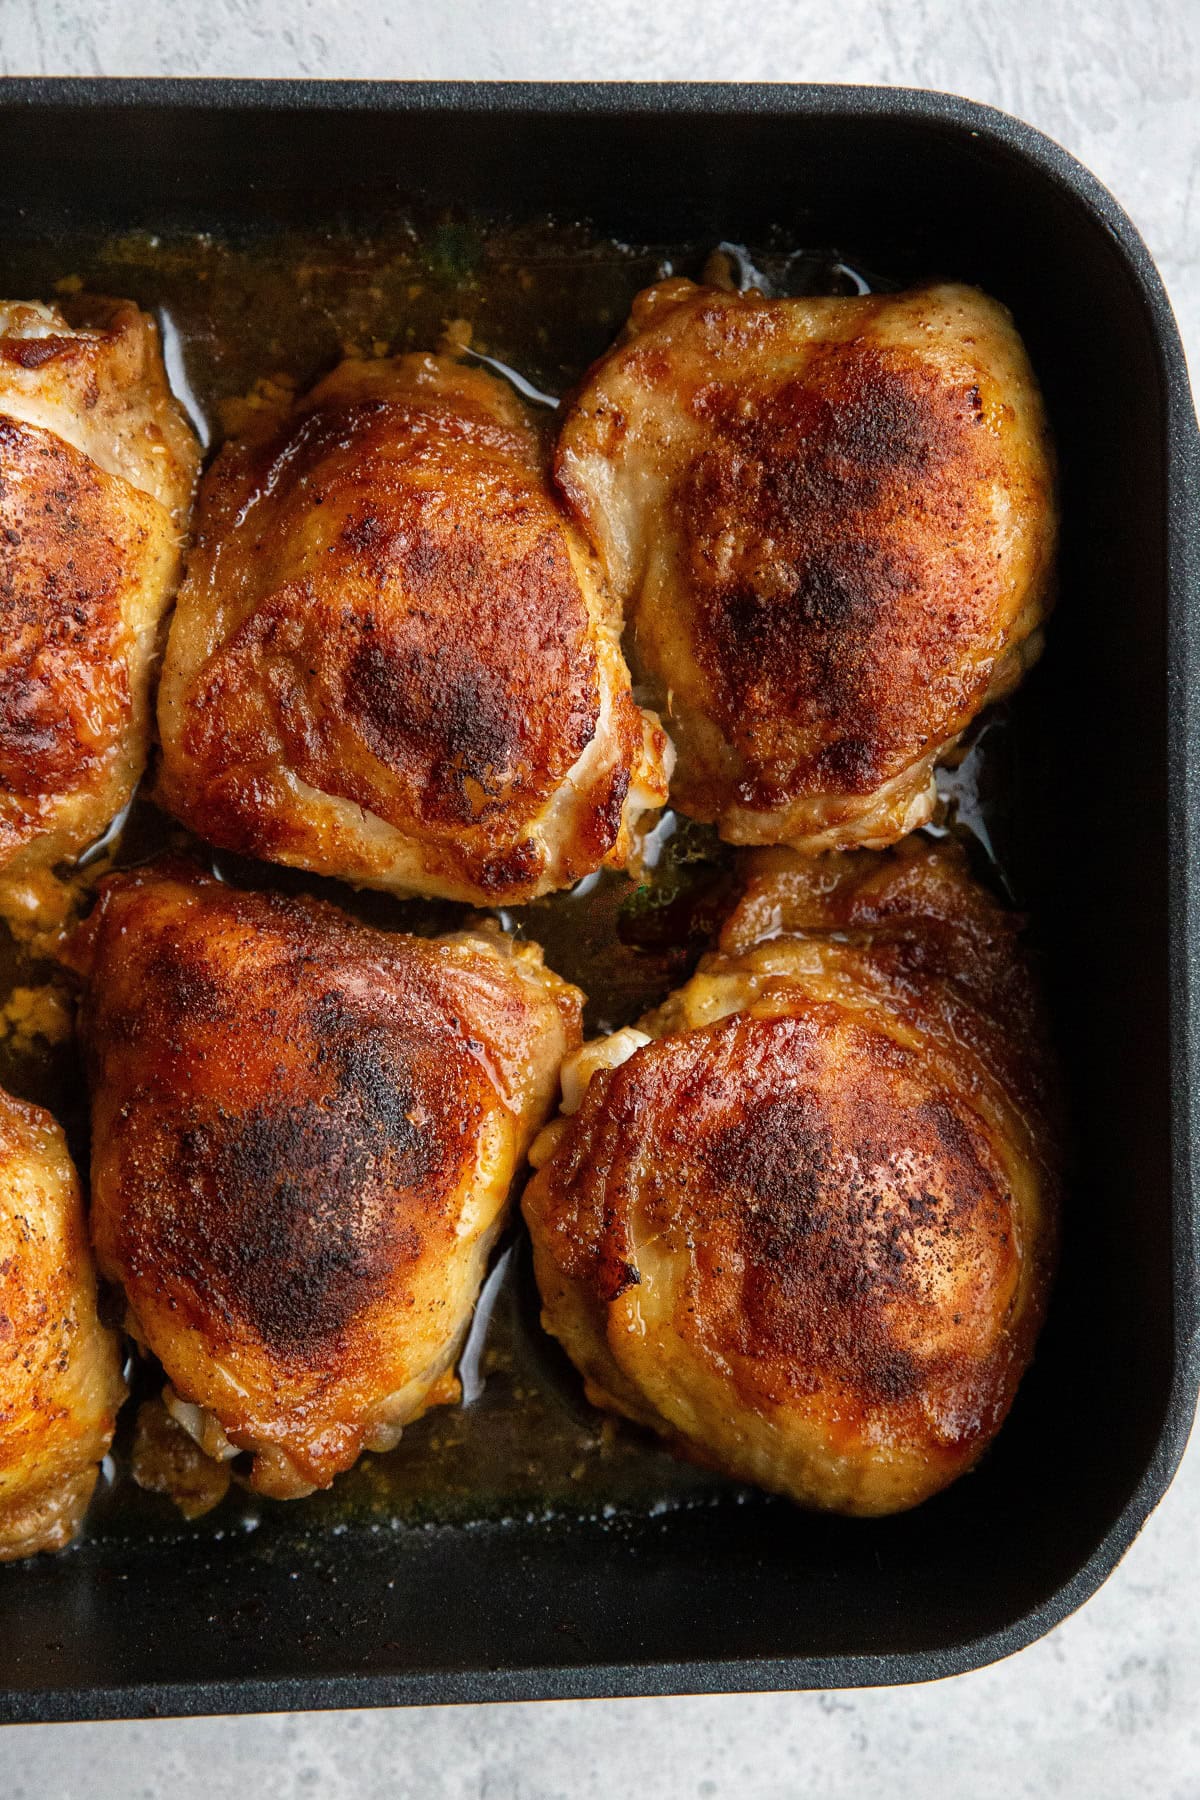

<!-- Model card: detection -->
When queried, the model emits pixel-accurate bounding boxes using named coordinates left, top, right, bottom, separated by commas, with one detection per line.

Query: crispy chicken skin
left=73, top=865, right=581, bottom=1499
left=555, top=280, right=1057, bottom=851
left=523, top=839, right=1059, bottom=1515
left=0, top=1085, right=125, bottom=1559
left=157, top=353, right=671, bottom=904
left=0, top=298, right=200, bottom=877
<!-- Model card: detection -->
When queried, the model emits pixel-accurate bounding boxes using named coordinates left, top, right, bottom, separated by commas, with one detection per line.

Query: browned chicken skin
left=0, top=1084, right=125, bottom=1558
left=0, top=298, right=200, bottom=881
left=523, top=839, right=1059, bottom=1515
left=74, top=866, right=581, bottom=1498
left=555, top=280, right=1056, bottom=851
left=157, top=353, right=671, bottom=904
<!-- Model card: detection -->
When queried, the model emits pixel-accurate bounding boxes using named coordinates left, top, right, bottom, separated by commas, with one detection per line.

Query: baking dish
left=0, top=77, right=1197, bottom=1719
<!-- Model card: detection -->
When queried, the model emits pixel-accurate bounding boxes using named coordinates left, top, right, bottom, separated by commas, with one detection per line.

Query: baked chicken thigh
left=0, top=298, right=199, bottom=878
left=0, top=1085, right=125, bottom=1558
left=157, top=353, right=670, bottom=904
left=555, top=281, right=1056, bottom=850
left=523, top=839, right=1059, bottom=1515
left=74, top=865, right=580, bottom=1498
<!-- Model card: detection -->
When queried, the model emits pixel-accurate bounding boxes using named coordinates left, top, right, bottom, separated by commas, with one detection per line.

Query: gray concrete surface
left=1, top=2, right=1199, bottom=1794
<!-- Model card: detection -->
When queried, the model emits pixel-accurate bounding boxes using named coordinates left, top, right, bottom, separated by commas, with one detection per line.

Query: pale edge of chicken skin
left=523, top=837, right=1060, bottom=1516
left=156, top=353, right=671, bottom=906
left=0, top=298, right=200, bottom=887
left=0, top=1085, right=125, bottom=1559
left=554, top=279, right=1057, bottom=852
left=72, top=865, right=582, bottom=1499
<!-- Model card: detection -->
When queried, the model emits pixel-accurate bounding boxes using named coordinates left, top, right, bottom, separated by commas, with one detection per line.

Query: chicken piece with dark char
left=523, top=838, right=1060, bottom=1516
left=72, top=864, right=582, bottom=1499
left=157, top=353, right=671, bottom=904
left=0, top=297, right=200, bottom=895
left=555, top=280, right=1056, bottom=851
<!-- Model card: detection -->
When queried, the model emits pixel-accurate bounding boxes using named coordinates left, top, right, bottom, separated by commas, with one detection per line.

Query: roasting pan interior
left=0, top=82, right=1196, bottom=1717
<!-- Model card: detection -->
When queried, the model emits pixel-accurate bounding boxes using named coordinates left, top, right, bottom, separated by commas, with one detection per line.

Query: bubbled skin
left=157, top=354, right=670, bottom=904
left=74, top=866, right=581, bottom=1498
left=554, top=280, right=1057, bottom=850
left=0, top=298, right=200, bottom=877
left=523, top=840, right=1060, bottom=1516
left=0, top=1086, right=125, bottom=1558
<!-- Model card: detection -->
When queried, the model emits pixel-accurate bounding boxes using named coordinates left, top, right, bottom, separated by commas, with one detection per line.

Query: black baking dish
left=0, top=79, right=1197, bottom=1720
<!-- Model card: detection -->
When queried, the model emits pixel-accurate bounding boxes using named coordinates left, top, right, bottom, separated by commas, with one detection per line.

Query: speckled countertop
left=2, top=4, right=1199, bottom=1795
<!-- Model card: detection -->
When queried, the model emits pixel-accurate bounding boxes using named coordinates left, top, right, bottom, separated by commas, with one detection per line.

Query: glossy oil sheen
left=3, top=219, right=1008, bottom=1541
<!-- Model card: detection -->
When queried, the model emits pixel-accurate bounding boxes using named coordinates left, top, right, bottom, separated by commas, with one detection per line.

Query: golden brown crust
left=0, top=1085, right=126, bottom=1559
left=0, top=419, right=157, bottom=859
left=76, top=863, right=581, bottom=1496
left=716, top=840, right=1060, bottom=1131
left=157, top=354, right=669, bottom=903
left=0, top=297, right=198, bottom=516
left=0, top=298, right=199, bottom=878
left=523, top=839, right=1059, bottom=1515
left=554, top=281, right=1057, bottom=850
left=130, top=1397, right=232, bottom=1521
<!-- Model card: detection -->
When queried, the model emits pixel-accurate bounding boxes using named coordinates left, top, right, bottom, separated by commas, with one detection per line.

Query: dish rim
left=0, top=74, right=1198, bottom=1714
